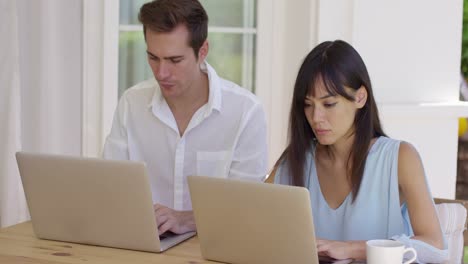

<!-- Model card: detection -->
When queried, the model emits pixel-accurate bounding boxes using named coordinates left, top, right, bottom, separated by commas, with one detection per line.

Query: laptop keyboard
left=159, top=231, right=178, bottom=241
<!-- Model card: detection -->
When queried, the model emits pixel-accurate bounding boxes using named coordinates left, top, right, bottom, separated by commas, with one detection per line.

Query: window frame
left=82, top=0, right=119, bottom=157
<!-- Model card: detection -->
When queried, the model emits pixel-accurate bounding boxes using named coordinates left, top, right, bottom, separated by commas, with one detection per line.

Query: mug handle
left=402, top=247, right=417, bottom=264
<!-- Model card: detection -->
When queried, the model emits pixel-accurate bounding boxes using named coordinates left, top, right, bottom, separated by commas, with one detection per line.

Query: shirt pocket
left=196, top=151, right=232, bottom=178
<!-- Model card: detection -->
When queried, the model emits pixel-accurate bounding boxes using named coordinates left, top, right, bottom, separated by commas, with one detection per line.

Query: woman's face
left=304, top=81, right=367, bottom=146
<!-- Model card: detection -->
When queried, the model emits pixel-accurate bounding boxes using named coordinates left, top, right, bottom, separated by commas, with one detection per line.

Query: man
left=103, top=0, right=268, bottom=236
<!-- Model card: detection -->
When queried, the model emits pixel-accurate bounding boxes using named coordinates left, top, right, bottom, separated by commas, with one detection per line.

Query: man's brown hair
left=138, top=0, right=208, bottom=58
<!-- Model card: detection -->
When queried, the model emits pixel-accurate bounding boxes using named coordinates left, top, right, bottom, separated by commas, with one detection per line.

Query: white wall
left=257, top=0, right=467, bottom=198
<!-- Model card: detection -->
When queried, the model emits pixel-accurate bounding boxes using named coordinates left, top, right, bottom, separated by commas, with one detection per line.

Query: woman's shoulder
left=274, top=158, right=291, bottom=185
left=375, top=138, right=423, bottom=185
left=274, top=147, right=315, bottom=185
left=369, top=136, right=401, bottom=154
left=374, top=136, right=400, bottom=146
left=372, top=137, right=419, bottom=157
left=397, top=141, right=423, bottom=171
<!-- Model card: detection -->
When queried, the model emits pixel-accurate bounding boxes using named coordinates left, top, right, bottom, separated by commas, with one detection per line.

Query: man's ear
left=198, top=40, right=209, bottom=62
left=355, top=86, right=368, bottom=108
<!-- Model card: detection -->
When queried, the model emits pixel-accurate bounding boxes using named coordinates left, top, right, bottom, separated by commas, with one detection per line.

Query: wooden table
left=0, top=222, right=365, bottom=264
left=0, top=221, right=213, bottom=264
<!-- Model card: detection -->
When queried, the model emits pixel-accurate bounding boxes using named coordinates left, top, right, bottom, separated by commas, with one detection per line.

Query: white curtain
left=0, top=0, right=83, bottom=228
left=0, top=0, right=28, bottom=228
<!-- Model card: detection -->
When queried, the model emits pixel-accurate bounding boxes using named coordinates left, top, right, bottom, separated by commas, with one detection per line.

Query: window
left=118, top=0, right=257, bottom=97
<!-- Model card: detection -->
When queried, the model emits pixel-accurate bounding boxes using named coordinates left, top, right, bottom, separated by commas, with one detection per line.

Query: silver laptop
left=188, top=175, right=318, bottom=264
left=16, top=151, right=195, bottom=252
left=188, top=176, right=355, bottom=264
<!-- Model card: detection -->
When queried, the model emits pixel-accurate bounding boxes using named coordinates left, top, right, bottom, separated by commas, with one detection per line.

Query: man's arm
left=102, top=95, right=129, bottom=160
left=228, top=102, right=268, bottom=181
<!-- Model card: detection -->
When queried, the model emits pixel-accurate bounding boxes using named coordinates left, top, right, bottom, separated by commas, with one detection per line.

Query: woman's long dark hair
left=276, top=40, right=386, bottom=202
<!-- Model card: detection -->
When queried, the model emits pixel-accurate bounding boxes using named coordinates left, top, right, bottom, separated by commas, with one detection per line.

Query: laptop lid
left=188, top=175, right=320, bottom=264
left=16, top=151, right=194, bottom=252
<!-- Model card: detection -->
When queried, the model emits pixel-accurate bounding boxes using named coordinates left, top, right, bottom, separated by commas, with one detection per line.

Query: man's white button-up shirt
left=103, top=62, right=268, bottom=210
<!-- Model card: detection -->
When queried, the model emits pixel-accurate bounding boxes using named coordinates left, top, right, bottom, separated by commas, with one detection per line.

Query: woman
left=273, top=40, right=447, bottom=262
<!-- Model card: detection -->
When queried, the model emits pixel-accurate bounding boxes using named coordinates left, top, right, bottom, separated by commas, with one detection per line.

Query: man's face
left=145, top=25, right=206, bottom=100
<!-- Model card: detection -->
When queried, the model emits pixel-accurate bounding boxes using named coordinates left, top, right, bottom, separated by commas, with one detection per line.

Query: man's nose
left=155, top=61, right=170, bottom=80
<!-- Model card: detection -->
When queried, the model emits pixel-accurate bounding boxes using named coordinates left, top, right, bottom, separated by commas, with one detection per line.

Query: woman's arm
left=316, top=142, right=446, bottom=261
left=397, top=142, right=444, bottom=249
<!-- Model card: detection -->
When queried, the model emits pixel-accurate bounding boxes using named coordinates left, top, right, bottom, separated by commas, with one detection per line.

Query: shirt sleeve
left=102, top=94, right=129, bottom=160
left=228, top=102, right=268, bottom=182
left=391, top=234, right=449, bottom=263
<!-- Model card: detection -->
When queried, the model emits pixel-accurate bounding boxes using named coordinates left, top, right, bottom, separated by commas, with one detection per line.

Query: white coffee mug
left=366, top=239, right=417, bottom=264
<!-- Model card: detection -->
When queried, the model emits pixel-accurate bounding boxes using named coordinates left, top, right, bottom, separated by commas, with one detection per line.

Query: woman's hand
left=317, top=239, right=366, bottom=260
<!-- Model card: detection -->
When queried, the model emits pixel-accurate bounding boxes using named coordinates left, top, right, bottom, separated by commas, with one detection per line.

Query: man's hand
left=153, top=204, right=196, bottom=235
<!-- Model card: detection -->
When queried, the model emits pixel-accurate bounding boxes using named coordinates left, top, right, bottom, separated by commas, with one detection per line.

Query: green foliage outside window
left=462, top=0, right=468, bottom=78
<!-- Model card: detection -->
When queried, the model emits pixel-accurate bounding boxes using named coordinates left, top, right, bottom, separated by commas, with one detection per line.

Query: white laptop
left=188, top=175, right=355, bottom=264
left=16, top=151, right=195, bottom=252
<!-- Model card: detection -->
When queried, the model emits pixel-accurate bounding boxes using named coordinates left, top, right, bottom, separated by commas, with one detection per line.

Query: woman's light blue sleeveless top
left=275, top=137, right=413, bottom=240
